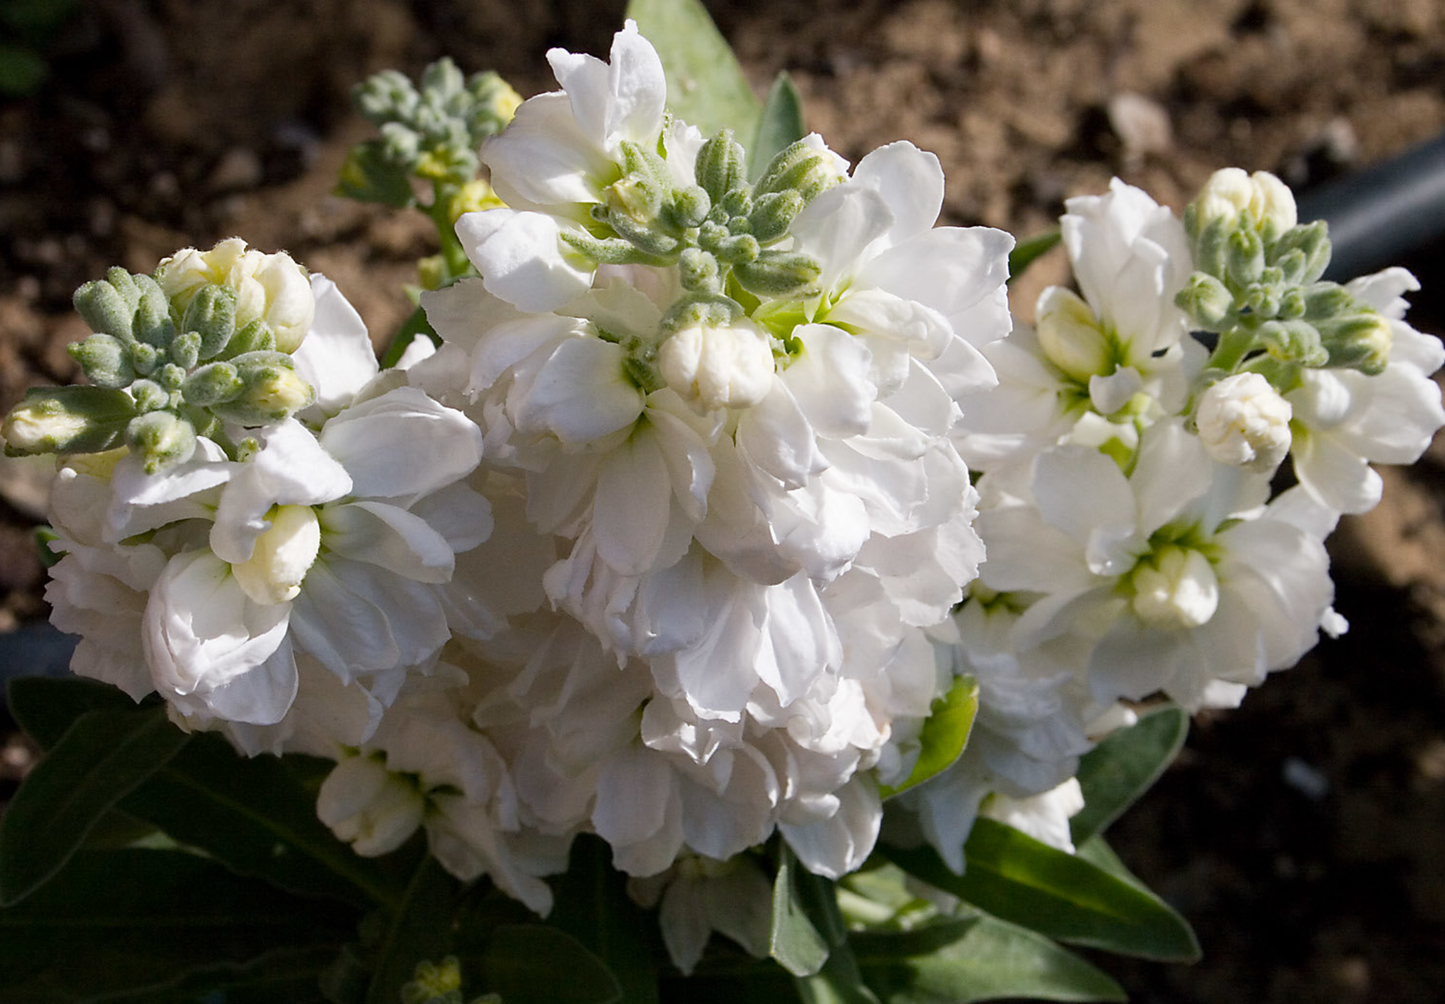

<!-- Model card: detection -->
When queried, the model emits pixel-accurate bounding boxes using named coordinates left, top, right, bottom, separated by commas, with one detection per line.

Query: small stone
left=208, top=147, right=264, bottom=193
left=1108, top=92, right=1172, bottom=161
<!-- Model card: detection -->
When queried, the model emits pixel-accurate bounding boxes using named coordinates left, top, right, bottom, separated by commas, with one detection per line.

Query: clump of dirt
left=2, top=2, right=1444, bottom=1000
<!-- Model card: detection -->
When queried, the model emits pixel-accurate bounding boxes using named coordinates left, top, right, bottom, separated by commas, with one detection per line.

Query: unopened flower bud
left=1226, top=227, right=1265, bottom=288
left=181, top=284, right=238, bottom=360
left=659, top=318, right=776, bottom=410
left=129, top=379, right=171, bottom=412
left=126, top=410, right=197, bottom=473
left=1270, top=220, right=1331, bottom=285
left=1195, top=372, right=1293, bottom=473
left=231, top=504, right=321, bottom=605
left=1131, top=546, right=1219, bottom=629
left=732, top=249, right=821, bottom=297
left=155, top=238, right=315, bottom=354
left=695, top=129, right=747, bottom=203
left=211, top=353, right=314, bottom=426
left=1176, top=273, right=1234, bottom=329
left=748, top=190, right=806, bottom=243
left=318, top=754, right=426, bottom=858
left=1258, top=319, right=1329, bottom=367
left=181, top=361, right=245, bottom=407
left=1317, top=312, right=1392, bottom=375
left=72, top=270, right=138, bottom=341
left=754, top=135, right=846, bottom=203
left=68, top=334, right=136, bottom=389
left=1035, top=286, right=1113, bottom=381
left=1190, top=168, right=1298, bottom=244
left=2, top=386, right=137, bottom=456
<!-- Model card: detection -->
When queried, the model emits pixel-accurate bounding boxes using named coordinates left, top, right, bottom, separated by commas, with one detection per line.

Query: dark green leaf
left=0, top=704, right=190, bottom=905
left=879, top=675, right=978, bottom=799
left=481, top=924, right=622, bottom=1004
left=1071, top=704, right=1188, bottom=844
left=769, top=844, right=829, bottom=977
left=550, top=835, right=659, bottom=1004
left=795, top=940, right=881, bottom=1004
left=1074, top=835, right=1150, bottom=893
left=884, top=819, right=1200, bottom=961
left=627, top=0, right=761, bottom=139
left=0, top=848, right=353, bottom=1003
left=852, top=916, right=1126, bottom=1003
left=119, top=734, right=402, bottom=908
left=7, top=675, right=136, bottom=751
left=1007, top=230, right=1062, bottom=285
left=365, top=853, right=460, bottom=1004
left=748, top=72, right=806, bottom=182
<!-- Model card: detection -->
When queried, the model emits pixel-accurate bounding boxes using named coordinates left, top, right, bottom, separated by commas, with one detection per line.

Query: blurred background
left=1, top=1, right=1443, bottom=1001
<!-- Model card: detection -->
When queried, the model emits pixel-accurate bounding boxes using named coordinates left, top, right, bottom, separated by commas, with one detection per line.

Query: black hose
left=1297, top=131, right=1445, bottom=282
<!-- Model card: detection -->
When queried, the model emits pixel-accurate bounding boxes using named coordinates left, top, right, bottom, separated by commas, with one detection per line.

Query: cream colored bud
left=658, top=319, right=776, bottom=410
left=1035, top=287, right=1113, bottom=381
left=231, top=504, right=321, bottom=605
left=1131, top=546, right=1219, bottom=630
left=1194, top=168, right=1297, bottom=239
left=1195, top=372, right=1293, bottom=473
left=156, top=238, right=315, bottom=353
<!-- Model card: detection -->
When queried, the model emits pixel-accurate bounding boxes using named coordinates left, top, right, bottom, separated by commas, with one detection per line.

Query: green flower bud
left=130, top=378, right=171, bottom=412
left=668, top=185, right=712, bottom=230
left=169, top=331, right=201, bottom=370
left=679, top=247, right=721, bottom=294
left=211, top=352, right=314, bottom=426
left=748, top=190, right=805, bottom=243
left=1316, top=312, right=1392, bottom=375
left=661, top=293, right=745, bottom=334
left=182, top=361, right=245, bottom=407
left=72, top=271, right=137, bottom=341
left=353, top=69, right=418, bottom=125
left=128, top=341, right=161, bottom=377
left=754, top=138, right=844, bottom=204
left=2, top=386, right=138, bottom=456
left=68, top=334, right=136, bottom=388
left=1176, top=272, right=1234, bottom=329
left=1225, top=227, right=1265, bottom=288
left=1258, top=319, right=1329, bottom=367
left=695, top=129, right=747, bottom=203
left=127, top=410, right=197, bottom=473
left=336, top=141, right=418, bottom=209
left=465, top=70, right=522, bottom=141
left=713, top=233, right=760, bottom=267
left=223, top=318, right=278, bottom=358
left=1278, top=288, right=1307, bottom=320
left=420, top=56, right=465, bottom=103
left=732, top=250, right=822, bottom=297
left=1272, top=221, right=1331, bottom=285
left=131, top=273, right=175, bottom=347
left=720, top=187, right=752, bottom=218
left=157, top=363, right=188, bottom=391
left=182, top=283, right=238, bottom=360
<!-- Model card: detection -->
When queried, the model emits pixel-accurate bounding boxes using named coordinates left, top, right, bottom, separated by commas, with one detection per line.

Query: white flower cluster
left=21, top=23, right=1443, bottom=977
left=902, top=171, right=1445, bottom=870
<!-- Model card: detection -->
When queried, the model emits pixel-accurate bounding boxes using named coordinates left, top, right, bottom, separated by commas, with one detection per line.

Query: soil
left=2, top=1, right=1444, bottom=1001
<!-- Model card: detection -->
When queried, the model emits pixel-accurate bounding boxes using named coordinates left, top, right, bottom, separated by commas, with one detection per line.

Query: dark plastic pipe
left=1296, top=131, right=1445, bottom=282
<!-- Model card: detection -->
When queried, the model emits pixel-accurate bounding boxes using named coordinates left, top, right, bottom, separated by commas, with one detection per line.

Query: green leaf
left=336, top=140, right=418, bottom=208
left=769, top=844, right=829, bottom=977
left=1007, top=230, right=1062, bottom=285
left=883, top=819, right=1200, bottom=962
left=626, top=0, right=761, bottom=139
left=748, top=72, right=806, bottom=182
left=879, top=675, right=978, bottom=799
left=0, top=848, right=353, bottom=1003
left=0, top=704, right=190, bottom=905
left=365, top=853, right=460, bottom=1004
left=6, top=675, right=136, bottom=751
left=1071, top=704, right=1188, bottom=844
left=1074, top=835, right=1150, bottom=893
left=852, top=916, right=1126, bottom=1003
left=481, top=924, right=622, bottom=1004
left=550, top=835, right=659, bottom=1004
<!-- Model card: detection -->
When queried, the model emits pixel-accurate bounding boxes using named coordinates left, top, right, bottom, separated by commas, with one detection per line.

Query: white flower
left=1194, top=371, right=1292, bottom=473
left=658, top=319, right=776, bottom=411
left=981, top=778, right=1086, bottom=854
left=1287, top=268, right=1445, bottom=514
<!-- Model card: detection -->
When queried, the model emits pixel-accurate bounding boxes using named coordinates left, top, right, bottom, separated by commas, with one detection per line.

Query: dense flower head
left=16, top=22, right=1445, bottom=972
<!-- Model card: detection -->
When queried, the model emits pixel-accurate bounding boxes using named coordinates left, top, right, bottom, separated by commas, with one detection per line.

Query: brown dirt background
left=2, top=1, right=1444, bottom=1001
